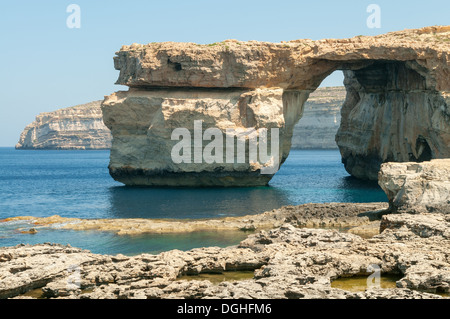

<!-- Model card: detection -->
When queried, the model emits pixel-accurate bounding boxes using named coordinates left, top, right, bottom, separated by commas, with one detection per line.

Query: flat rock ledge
left=3, top=203, right=387, bottom=236
left=1, top=211, right=449, bottom=299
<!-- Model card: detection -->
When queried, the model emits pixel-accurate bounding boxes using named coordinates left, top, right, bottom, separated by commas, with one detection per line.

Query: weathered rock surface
left=104, top=26, right=450, bottom=186
left=336, top=66, right=450, bottom=180
left=2, top=216, right=449, bottom=299
left=16, top=101, right=111, bottom=150
left=114, top=27, right=450, bottom=91
left=378, top=159, right=450, bottom=213
left=380, top=213, right=450, bottom=239
left=102, top=87, right=303, bottom=186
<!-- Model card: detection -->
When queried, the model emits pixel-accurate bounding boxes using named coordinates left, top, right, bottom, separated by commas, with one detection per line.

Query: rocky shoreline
left=1, top=202, right=449, bottom=299
left=1, top=160, right=449, bottom=299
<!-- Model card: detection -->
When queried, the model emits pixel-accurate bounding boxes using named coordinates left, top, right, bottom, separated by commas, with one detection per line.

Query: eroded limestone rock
left=378, top=159, right=450, bottom=213
left=102, top=88, right=307, bottom=186
left=15, top=87, right=345, bottom=151
left=380, top=213, right=450, bottom=238
left=3, top=203, right=387, bottom=235
left=336, top=64, right=450, bottom=180
left=113, top=27, right=450, bottom=91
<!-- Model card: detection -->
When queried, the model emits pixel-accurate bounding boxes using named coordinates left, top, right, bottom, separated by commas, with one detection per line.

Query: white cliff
left=16, top=88, right=344, bottom=151
left=16, top=101, right=111, bottom=150
left=292, top=87, right=344, bottom=149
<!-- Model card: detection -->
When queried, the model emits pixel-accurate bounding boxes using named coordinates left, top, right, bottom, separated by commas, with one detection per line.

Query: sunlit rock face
left=102, top=88, right=308, bottom=186
left=103, top=26, right=450, bottom=186
left=15, top=87, right=345, bottom=152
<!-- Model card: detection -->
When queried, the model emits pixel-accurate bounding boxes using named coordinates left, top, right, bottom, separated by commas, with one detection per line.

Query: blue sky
left=0, top=0, right=448, bottom=146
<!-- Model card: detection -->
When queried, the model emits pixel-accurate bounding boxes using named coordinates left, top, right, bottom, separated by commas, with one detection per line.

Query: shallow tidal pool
left=331, top=275, right=402, bottom=292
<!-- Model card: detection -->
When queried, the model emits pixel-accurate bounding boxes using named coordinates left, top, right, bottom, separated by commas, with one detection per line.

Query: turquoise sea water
left=0, top=148, right=386, bottom=255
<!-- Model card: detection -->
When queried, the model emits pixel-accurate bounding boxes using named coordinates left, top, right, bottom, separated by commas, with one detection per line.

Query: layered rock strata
left=15, top=87, right=344, bottom=151
left=291, top=86, right=344, bottom=149
left=103, top=88, right=306, bottom=186
left=336, top=64, right=450, bottom=180
left=104, top=26, right=450, bottom=185
left=378, top=159, right=450, bottom=213
left=16, top=101, right=111, bottom=150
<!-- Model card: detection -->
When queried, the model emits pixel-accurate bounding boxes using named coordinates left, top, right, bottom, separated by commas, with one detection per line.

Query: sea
left=0, top=148, right=387, bottom=255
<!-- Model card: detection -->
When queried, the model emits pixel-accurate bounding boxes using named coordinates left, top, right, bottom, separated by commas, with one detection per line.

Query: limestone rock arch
left=102, top=26, right=450, bottom=186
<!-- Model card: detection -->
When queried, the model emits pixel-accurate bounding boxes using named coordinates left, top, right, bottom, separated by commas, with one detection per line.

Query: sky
left=0, top=0, right=448, bottom=146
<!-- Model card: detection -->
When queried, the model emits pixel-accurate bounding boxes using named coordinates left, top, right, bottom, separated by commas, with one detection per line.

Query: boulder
left=378, top=159, right=450, bottom=213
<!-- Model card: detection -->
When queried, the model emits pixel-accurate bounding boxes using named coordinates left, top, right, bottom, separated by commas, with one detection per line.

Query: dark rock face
left=336, top=61, right=449, bottom=180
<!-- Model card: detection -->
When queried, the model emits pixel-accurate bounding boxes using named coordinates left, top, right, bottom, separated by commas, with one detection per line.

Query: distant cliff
left=16, top=88, right=345, bottom=150
left=291, top=87, right=344, bottom=149
left=16, top=101, right=112, bottom=150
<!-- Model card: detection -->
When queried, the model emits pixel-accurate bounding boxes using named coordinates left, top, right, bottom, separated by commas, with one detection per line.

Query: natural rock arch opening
left=288, top=59, right=446, bottom=180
